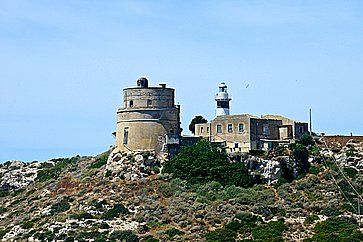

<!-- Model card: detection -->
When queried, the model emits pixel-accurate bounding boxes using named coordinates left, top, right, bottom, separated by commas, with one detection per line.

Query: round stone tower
left=215, top=82, right=231, bottom=116
left=115, top=77, right=181, bottom=153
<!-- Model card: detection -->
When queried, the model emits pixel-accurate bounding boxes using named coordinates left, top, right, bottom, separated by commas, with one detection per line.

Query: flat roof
left=123, top=87, right=174, bottom=91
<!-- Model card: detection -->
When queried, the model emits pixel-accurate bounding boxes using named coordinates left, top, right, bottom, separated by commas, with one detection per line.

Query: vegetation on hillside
left=163, top=140, right=252, bottom=187
left=1, top=135, right=362, bottom=241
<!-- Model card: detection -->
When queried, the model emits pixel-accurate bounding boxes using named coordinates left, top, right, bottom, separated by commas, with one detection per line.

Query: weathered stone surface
left=105, top=150, right=165, bottom=181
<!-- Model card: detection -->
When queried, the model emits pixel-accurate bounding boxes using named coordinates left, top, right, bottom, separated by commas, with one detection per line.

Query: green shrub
left=34, top=230, right=55, bottom=241
left=75, top=231, right=108, bottom=241
left=279, top=162, right=294, bottom=183
left=234, top=212, right=259, bottom=232
left=309, top=165, right=321, bottom=175
left=51, top=198, right=71, bottom=214
left=298, top=133, right=315, bottom=147
left=205, top=228, right=236, bottom=242
left=341, top=202, right=360, bottom=215
left=0, top=228, right=10, bottom=238
left=0, top=191, right=9, bottom=197
left=304, top=214, right=319, bottom=225
left=37, top=157, right=79, bottom=182
left=291, top=143, right=310, bottom=174
left=109, top=230, right=139, bottom=242
left=91, top=199, right=108, bottom=209
left=306, top=216, right=363, bottom=241
left=147, top=221, right=167, bottom=229
left=343, top=167, right=358, bottom=178
left=99, top=222, right=110, bottom=229
left=69, top=212, right=93, bottom=220
left=90, top=152, right=109, bottom=169
left=252, top=220, right=286, bottom=241
left=105, top=170, right=112, bottom=177
left=205, top=213, right=259, bottom=241
left=157, top=183, right=175, bottom=197
left=346, top=148, right=356, bottom=157
left=225, top=221, right=243, bottom=232
left=13, top=188, right=26, bottom=196
left=21, top=220, right=34, bottom=229
left=144, top=235, right=159, bottom=242
left=165, top=228, right=184, bottom=237
left=102, top=203, right=128, bottom=220
left=10, top=198, right=22, bottom=206
left=64, top=237, right=75, bottom=242
left=163, top=140, right=252, bottom=187
left=0, top=206, right=6, bottom=213
left=314, top=216, right=358, bottom=233
left=309, top=145, right=320, bottom=156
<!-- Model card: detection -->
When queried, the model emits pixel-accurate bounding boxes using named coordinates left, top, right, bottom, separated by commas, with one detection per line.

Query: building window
left=299, top=126, right=303, bottom=133
left=201, top=127, right=204, bottom=133
left=207, top=127, right=209, bottom=133
left=123, top=127, right=129, bottom=145
left=217, top=124, right=222, bottom=134
left=228, top=124, right=233, bottom=133
left=263, top=124, right=270, bottom=136
left=239, top=123, right=244, bottom=132
left=147, top=99, right=152, bottom=107
left=234, top=142, right=239, bottom=148
left=129, top=100, right=134, bottom=107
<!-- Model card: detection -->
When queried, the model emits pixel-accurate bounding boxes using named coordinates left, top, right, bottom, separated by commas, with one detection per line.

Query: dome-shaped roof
left=137, top=77, right=149, bottom=88
left=219, top=82, right=227, bottom=88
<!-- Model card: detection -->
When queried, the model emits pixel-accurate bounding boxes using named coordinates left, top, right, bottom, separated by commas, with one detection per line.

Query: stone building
left=195, top=82, right=309, bottom=152
left=115, top=77, right=181, bottom=153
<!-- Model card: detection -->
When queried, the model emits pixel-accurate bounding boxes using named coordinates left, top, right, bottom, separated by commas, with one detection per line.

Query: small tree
left=189, top=115, right=208, bottom=134
left=298, top=133, right=315, bottom=147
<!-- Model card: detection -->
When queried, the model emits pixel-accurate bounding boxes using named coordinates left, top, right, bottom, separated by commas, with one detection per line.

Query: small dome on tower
left=219, top=82, right=227, bottom=88
left=218, top=82, right=228, bottom=93
left=137, top=77, right=149, bottom=88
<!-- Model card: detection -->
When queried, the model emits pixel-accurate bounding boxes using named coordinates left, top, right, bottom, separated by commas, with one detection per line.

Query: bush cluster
left=51, top=197, right=71, bottom=215
left=304, top=214, right=319, bottom=225
left=306, top=216, right=363, bottom=241
left=205, top=212, right=285, bottom=241
left=252, top=220, right=286, bottom=241
left=163, top=140, right=252, bottom=187
left=165, top=228, right=184, bottom=238
left=89, top=152, right=109, bottom=169
left=69, top=212, right=93, bottom=220
left=109, top=230, right=139, bottom=242
left=20, top=220, right=34, bottom=229
left=37, top=157, right=79, bottom=182
left=102, top=203, right=129, bottom=220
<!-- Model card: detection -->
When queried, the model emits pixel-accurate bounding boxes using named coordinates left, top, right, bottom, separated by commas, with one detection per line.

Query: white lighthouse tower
left=215, top=82, right=231, bottom=116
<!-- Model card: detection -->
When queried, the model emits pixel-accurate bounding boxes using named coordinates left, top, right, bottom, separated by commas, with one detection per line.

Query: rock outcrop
left=0, top=160, right=43, bottom=190
left=105, top=150, right=166, bottom=181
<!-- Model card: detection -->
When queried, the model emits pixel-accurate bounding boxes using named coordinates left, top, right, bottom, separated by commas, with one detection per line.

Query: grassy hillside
left=0, top=143, right=362, bottom=241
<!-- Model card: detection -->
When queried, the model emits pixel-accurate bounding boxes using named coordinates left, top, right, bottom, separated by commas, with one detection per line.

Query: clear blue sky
left=1, top=1, right=362, bottom=162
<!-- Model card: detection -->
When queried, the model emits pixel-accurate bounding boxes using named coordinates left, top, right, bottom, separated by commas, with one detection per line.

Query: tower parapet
left=215, top=82, right=231, bottom=116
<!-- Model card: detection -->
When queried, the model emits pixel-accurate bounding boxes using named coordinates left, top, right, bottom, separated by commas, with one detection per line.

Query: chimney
left=159, top=83, right=166, bottom=88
